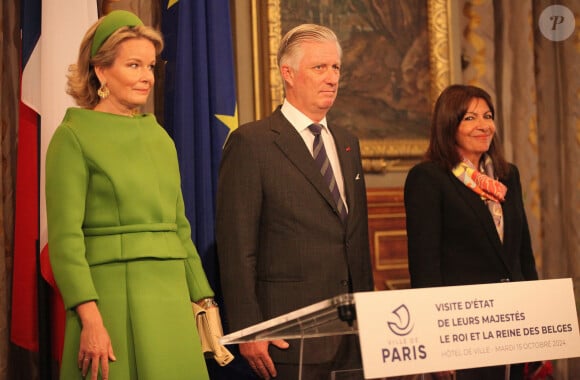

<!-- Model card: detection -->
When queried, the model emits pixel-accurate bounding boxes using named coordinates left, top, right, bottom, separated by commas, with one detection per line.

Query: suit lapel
left=269, top=110, right=341, bottom=218
left=497, top=174, right=517, bottom=261
left=450, top=173, right=512, bottom=274
left=329, top=125, right=357, bottom=215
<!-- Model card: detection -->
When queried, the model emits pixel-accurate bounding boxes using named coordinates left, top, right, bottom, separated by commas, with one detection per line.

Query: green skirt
left=59, top=259, right=209, bottom=380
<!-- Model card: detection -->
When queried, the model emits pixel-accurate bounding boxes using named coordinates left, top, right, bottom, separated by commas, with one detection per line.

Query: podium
left=220, top=279, right=580, bottom=380
left=220, top=293, right=364, bottom=380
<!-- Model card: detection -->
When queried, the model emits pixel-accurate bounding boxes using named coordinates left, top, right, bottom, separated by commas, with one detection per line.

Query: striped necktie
left=308, top=124, right=347, bottom=222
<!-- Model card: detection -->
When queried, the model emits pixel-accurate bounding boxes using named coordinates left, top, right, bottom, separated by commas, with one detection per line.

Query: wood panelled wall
left=366, top=188, right=411, bottom=291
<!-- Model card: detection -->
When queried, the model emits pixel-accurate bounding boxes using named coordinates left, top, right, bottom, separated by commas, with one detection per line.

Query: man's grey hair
left=277, top=23, right=342, bottom=71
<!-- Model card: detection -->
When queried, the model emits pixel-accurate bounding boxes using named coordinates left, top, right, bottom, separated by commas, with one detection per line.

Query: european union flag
left=162, top=0, right=237, bottom=288
left=162, top=2, right=256, bottom=378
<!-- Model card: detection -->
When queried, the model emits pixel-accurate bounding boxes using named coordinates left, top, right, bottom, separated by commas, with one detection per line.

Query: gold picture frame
left=251, top=0, right=459, bottom=173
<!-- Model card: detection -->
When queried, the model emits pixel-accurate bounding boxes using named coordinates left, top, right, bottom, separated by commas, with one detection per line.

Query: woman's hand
left=76, top=301, right=116, bottom=380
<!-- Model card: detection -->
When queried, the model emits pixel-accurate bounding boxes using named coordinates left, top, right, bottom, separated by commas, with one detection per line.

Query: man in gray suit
left=216, top=24, right=373, bottom=380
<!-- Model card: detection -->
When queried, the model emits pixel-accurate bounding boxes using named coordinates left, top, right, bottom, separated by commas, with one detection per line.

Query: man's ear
left=281, top=65, right=293, bottom=86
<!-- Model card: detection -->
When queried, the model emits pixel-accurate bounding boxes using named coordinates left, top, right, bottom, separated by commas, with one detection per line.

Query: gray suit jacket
left=216, top=108, right=373, bottom=363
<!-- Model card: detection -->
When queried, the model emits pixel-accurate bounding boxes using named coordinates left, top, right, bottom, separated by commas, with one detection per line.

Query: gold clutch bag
left=192, top=302, right=234, bottom=366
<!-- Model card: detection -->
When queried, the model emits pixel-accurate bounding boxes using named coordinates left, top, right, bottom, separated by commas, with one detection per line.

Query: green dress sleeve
left=175, top=189, right=214, bottom=301
left=46, top=125, right=99, bottom=309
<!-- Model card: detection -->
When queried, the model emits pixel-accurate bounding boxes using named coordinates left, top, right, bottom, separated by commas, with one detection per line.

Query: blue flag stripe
left=161, top=0, right=235, bottom=288
left=21, top=0, right=41, bottom=67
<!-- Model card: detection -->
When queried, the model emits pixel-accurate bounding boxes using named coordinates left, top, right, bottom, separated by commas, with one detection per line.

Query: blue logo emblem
left=387, top=304, right=414, bottom=336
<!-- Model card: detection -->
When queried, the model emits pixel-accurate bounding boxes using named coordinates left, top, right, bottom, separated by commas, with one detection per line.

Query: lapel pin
left=346, top=146, right=351, bottom=152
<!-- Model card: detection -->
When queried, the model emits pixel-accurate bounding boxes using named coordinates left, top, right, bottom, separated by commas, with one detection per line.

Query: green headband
left=91, top=10, right=144, bottom=58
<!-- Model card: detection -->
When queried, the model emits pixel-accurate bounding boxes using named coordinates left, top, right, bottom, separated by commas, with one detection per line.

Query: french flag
left=12, top=0, right=97, bottom=364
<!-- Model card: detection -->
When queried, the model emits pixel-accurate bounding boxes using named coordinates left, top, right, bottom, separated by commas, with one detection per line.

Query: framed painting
left=250, top=0, right=460, bottom=173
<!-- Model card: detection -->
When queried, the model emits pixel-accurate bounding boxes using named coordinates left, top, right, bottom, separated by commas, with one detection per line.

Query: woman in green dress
left=46, top=10, right=216, bottom=380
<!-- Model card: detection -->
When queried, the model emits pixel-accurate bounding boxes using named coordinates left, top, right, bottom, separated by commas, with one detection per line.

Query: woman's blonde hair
left=67, top=18, right=163, bottom=108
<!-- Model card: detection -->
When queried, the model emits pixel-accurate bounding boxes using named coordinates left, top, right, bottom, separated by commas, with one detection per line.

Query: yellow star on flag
left=215, top=104, right=238, bottom=132
left=167, top=0, right=179, bottom=9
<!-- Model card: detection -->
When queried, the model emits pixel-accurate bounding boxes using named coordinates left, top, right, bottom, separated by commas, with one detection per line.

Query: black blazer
left=404, top=161, right=538, bottom=287
left=216, top=108, right=373, bottom=363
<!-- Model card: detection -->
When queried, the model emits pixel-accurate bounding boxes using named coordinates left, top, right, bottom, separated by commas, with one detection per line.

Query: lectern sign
left=354, top=278, right=580, bottom=378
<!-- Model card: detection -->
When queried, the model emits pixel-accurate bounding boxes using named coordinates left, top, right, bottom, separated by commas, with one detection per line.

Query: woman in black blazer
left=404, top=85, right=538, bottom=379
